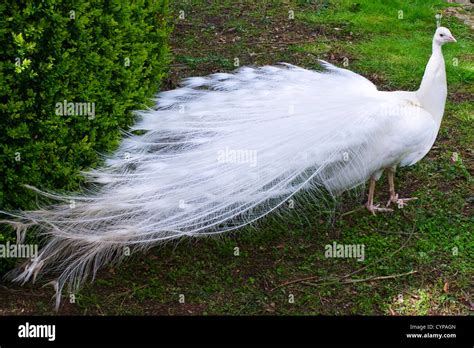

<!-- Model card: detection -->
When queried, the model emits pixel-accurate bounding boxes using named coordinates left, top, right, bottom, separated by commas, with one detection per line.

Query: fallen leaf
left=443, top=282, right=449, bottom=293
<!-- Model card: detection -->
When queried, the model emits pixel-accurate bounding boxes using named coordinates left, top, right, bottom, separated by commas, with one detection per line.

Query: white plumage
left=1, top=27, right=456, bottom=307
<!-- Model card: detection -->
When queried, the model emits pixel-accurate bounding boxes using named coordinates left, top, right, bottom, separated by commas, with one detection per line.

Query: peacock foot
left=386, top=194, right=418, bottom=208
left=365, top=203, right=393, bottom=216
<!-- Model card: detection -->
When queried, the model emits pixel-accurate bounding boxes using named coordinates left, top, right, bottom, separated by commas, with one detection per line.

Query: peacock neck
left=416, top=40, right=447, bottom=124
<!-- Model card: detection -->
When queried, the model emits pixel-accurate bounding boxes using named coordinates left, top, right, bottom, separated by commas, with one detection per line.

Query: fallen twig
left=271, top=223, right=417, bottom=291
left=340, top=206, right=364, bottom=217
left=301, top=270, right=417, bottom=287
left=373, top=228, right=418, bottom=236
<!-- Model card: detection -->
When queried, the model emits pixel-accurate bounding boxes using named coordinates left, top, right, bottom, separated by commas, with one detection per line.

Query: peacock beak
left=448, top=35, right=457, bottom=43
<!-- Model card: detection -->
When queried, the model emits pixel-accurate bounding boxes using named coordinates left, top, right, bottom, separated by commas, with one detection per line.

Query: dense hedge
left=0, top=1, right=171, bottom=272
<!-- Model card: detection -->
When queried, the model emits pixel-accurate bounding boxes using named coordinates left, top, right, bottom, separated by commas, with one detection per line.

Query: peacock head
left=434, top=27, right=457, bottom=45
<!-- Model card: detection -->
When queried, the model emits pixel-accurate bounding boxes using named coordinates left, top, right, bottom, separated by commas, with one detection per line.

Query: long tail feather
left=1, top=61, right=405, bottom=307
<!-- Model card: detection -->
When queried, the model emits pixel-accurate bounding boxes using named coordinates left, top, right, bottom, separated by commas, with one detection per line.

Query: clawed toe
left=387, top=194, right=418, bottom=208
left=386, top=193, right=399, bottom=207
left=395, top=197, right=418, bottom=208
left=366, top=203, right=393, bottom=215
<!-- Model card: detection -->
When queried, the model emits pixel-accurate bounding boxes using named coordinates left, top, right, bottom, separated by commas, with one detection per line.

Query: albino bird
left=1, top=27, right=456, bottom=307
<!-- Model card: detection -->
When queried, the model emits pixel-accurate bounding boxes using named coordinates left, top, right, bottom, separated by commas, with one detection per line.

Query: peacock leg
left=385, top=167, right=418, bottom=208
left=366, top=176, right=393, bottom=215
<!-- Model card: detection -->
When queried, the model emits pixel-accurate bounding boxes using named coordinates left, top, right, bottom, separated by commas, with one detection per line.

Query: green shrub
left=0, top=0, right=171, bottom=272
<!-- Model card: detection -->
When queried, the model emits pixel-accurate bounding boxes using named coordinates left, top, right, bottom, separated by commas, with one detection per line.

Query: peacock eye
left=440, top=34, right=444, bottom=37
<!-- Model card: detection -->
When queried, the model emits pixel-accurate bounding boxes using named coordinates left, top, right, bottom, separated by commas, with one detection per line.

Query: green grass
left=0, top=0, right=472, bottom=315
left=300, top=0, right=474, bottom=89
